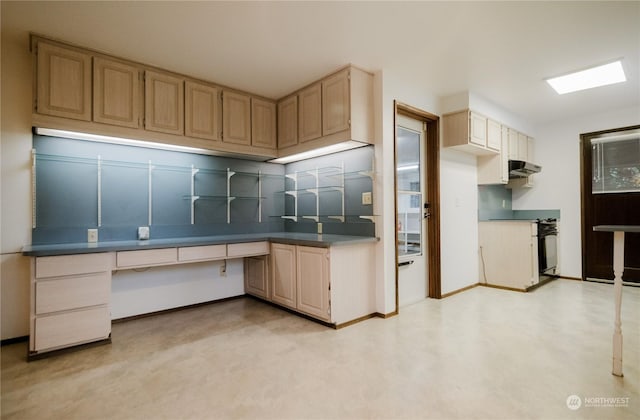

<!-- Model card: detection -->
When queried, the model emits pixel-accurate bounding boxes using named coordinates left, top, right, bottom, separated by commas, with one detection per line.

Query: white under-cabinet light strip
left=34, top=127, right=220, bottom=155
left=546, top=60, right=626, bottom=94
left=268, top=141, right=367, bottom=164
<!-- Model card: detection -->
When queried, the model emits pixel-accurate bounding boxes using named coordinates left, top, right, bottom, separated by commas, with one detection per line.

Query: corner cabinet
left=36, top=42, right=92, bottom=121
left=298, top=83, right=323, bottom=143
left=277, top=66, right=374, bottom=158
left=251, top=98, right=277, bottom=149
left=30, top=253, right=112, bottom=357
left=269, top=241, right=376, bottom=326
left=244, top=255, right=270, bottom=300
left=277, top=94, right=298, bottom=148
left=270, top=243, right=330, bottom=322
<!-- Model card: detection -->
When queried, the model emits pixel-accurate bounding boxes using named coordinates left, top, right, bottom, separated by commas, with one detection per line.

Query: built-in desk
left=23, top=233, right=378, bottom=359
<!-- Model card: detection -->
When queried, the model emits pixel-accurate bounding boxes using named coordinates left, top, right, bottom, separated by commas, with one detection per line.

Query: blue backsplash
left=32, top=135, right=375, bottom=244
left=478, top=184, right=560, bottom=221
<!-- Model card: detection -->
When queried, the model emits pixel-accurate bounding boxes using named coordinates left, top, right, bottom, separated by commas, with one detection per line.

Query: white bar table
left=592, top=225, right=640, bottom=377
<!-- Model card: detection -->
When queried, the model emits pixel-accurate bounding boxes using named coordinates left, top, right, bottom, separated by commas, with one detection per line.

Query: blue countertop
left=22, top=233, right=379, bottom=257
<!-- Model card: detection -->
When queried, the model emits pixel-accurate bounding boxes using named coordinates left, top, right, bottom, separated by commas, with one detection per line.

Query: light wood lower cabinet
left=270, top=243, right=297, bottom=309
left=296, top=246, right=330, bottom=321
left=268, top=242, right=375, bottom=325
left=244, top=255, right=270, bottom=300
left=478, top=221, right=539, bottom=290
left=30, top=253, right=112, bottom=355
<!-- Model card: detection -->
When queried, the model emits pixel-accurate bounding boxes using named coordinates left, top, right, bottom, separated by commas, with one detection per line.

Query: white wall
left=1, top=10, right=35, bottom=340
left=513, top=105, right=640, bottom=278
left=375, top=72, right=480, bottom=311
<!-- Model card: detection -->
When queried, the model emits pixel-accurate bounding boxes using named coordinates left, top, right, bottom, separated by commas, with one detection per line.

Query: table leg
left=612, top=231, right=624, bottom=377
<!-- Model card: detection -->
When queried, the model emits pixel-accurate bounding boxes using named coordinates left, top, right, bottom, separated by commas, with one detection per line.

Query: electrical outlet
left=138, top=226, right=150, bottom=240
left=87, top=229, right=98, bottom=243
left=362, top=192, right=372, bottom=205
left=317, top=222, right=323, bottom=234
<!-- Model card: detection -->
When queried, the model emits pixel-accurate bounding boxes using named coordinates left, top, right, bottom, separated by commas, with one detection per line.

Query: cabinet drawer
left=36, top=253, right=111, bottom=279
left=178, top=245, right=226, bottom=262
left=116, top=248, right=177, bottom=268
left=227, top=241, right=270, bottom=258
left=34, top=306, right=111, bottom=351
left=36, top=272, right=110, bottom=315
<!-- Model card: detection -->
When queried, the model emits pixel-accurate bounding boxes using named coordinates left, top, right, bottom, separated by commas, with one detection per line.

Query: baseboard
left=374, top=311, right=398, bottom=319
left=112, top=294, right=246, bottom=323
left=441, top=283, right=480, bottom=298
left=480, top=283, right=526, bottom=293
left=1, top=335, right=28, bottom=347
left=559, top=275, right=582, bottom=281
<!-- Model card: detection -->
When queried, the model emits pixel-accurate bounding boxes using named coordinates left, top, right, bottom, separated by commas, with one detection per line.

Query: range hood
left=509, top=160, right=542, bottom=178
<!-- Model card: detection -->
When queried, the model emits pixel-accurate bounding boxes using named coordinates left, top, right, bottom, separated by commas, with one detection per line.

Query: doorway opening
left=394, top=101, right=441, bottom=311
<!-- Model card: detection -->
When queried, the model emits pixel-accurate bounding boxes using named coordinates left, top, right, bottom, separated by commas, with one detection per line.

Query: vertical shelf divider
left=258, top=170, right=262, bottom=223
left=190, top=164, right=200, bottom=225
left=227, top=168, right=236, bottom=224
left=97, top=155, right=102, bottom=227
left=283, top=172, right=298, bottom=221
left=328, top=161, right=345, bottom=222
left=148, top=160, right=153, bottom=226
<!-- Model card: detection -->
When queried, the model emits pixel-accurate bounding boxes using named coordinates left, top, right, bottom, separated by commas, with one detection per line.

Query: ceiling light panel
left=546, top=60, right=626, bottom=95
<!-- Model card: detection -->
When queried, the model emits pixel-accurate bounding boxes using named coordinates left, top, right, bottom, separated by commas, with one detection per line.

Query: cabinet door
left=145, top=70, right=184, bottom=135
left=469, top=112, right=487, bottom=147
left=517, top=132, right=528, bottom=161
left=527, top=136, right=535, bottom=162
left=222, top=91, right=252, bottom=145
left=486, top=119, right=501, bottom=151
left=322, top=70, right=350, bottom=136
left=298, top=83, right=322, bottom=142
left=251, top=98, right=276, bottom=149
left=245, top=256, right=269, bottom=300
left=277, top=95, right=298, bottom=148
left=34, top=306, right=110, bottom=351
left=185, top=81, right=220, bottom=141
left=296, top=246, right=330, bottom=321
left=270, top=243, right=296, bottom=309
left=508, top=129, right=519, bottom=160
left=37, top=42, right=92, bottom=121
left=93, top=57, right=140, bottom=128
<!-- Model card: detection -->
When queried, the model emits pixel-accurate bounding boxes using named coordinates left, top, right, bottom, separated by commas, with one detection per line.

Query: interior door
left=581, top=126, right=640, bottom=283
left=396, top=115, right=428, bottom=306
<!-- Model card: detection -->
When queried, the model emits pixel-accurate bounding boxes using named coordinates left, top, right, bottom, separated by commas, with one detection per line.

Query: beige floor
left=1, top=279, right=639, bottom=420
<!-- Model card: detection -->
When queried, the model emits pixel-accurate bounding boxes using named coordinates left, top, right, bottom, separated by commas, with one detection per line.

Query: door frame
left=394, top=101, right=441, bottom=312
left=580, top=124, right=640, bottom=282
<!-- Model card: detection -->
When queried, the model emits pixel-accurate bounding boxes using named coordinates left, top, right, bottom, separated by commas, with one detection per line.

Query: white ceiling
left=4, top=1, right=640, bottom=125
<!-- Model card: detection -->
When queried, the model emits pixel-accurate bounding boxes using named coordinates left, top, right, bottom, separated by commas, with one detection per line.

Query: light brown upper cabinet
left=251, top=98, right=276, bottom=149
left=298, top=83, right=322, bottom=143
left=185, top=81, right=220, bottom=141
left=443, top=110, right=498, bottom=155
left=277, top=95, right=298, bottom=148
left=144, top=70, right=184, bottom=136
left=222, top=90, right=251, bottom=146
left=36, top=42, right=92, bottom=121
left=322, top=69, right=350, bottom=136
left=93, top=57, right=140, bottom=128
